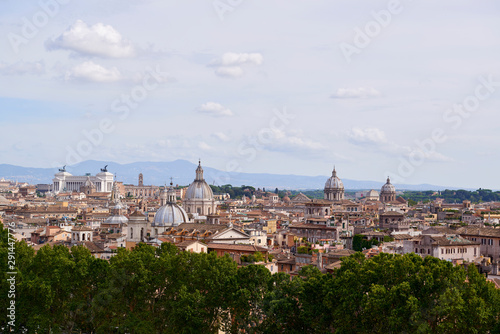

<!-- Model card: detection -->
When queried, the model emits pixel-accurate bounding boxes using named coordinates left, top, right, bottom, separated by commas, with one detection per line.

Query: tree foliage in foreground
left=1, top=223, right=500, bottom=333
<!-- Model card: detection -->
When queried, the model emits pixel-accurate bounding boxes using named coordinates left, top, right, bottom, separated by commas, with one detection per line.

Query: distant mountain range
left=0, top=160, right=466, bottom=191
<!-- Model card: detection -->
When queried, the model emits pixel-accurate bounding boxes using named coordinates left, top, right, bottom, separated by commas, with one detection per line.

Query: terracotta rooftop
left=391, top=234, right=412, bottom=240
left=290, top=223, right=338, bottom=230
left=431, top=235, right=479, bottom=246
left=177, top=223, right=228, bottom=232
left=82, top=241, right=104, bottom=253
left=72, top=226, right=93, bottom=231
left=324, top=260, right=342, bottom=270
left=207, top=243, right=268, bottom=252
left=457, top=227, right=500, bottom=238
left=177, top=240, right=206, bottom=247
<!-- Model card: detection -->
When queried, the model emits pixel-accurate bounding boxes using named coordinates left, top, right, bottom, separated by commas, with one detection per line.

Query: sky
left=0, top=0, right=499, bottom=189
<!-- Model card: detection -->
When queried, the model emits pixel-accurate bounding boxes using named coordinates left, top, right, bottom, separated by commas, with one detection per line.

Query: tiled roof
left=380, top=211, right=405, bottom=217
left=177, top=223, right=227, bottom=232
left=130, top=210, right=146, bottom=217
left=326, top=249, right=356, bottom=257
left=324, top=260, right=342, bottom=270
left=423, top=226, right=457, bottom=235
left=289, top=223, right=337, bottom=230
left=361, top=231, right=388, bottom=237
left=431, top=235, right=478, bottom=246
left=457, top=227, right=500, bottom=238
left=207, top=243, right=268, bottom=252
left=177, top=240, right=206, bottom=247
left=72, top=226, right=93, bottom=231
left=83, top=241, right=104, bottom=253
left=392, top=234, right=412, bottom=240
left=105, top=233, right=124, bottom=239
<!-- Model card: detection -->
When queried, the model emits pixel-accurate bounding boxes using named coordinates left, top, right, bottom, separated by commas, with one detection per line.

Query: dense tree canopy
left=2, top=223, right=500, bottom=333
left=403, top=189, right=500, bottom=204
left=210, top=185, right=256, bottom=199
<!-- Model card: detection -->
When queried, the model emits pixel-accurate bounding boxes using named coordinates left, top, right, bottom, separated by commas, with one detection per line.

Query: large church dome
left=381, top=177, right=396, bottom=193
left=104, top=215, right=129, bottom=225
left=153, top=183, right=188, bottom=227
left=324, top=166, right=345, bottom=201
left=324, top=167, right=344, bottom=190
left=153, top=205, right=188, bottom=227
left=185, top=161, right=214, bottom=200
left=380, top=177, right=396, bottom=203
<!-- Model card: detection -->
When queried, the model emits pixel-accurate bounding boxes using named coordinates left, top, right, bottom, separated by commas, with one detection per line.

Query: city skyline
left=1, top=1, right=499, bottom=189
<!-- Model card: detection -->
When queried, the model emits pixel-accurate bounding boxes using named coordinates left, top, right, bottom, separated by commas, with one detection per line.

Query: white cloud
left=46, top=20, right=136, bottom=58
left=198, top=142, right=214, bottom=151
left=65, top=61, right=122, bottom=83
left=331, top=87, right=381, bottom=99
left=209, top=52, right=263, bottom=78
left=348, top=127, right=409, bottom=156
left=264, top=129, right=327, bottom=153
left=214, top=66, right=244, bottom=78
left=212, top=132, right=230, bottom=142
left=348, top=127, right=388, bottom=145
left=214, top=52, right=263, bottom=66
left=0, top=61, right=45, bottom=76
left=424, top=151, right=454, bottom=162
left=198, top=102, right=233, bottom=117
left=156, top=139, right=171, bottom=148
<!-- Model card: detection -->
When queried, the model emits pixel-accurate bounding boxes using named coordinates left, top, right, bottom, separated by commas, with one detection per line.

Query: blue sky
left=1, top=0, right=499, bottom=189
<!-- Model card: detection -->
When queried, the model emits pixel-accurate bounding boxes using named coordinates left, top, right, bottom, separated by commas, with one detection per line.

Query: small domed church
left=183, top=161, right=217, bottom=216
left=380, top=177, right=397, bottom=203
left=324, top=167, right=345, bottom=201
